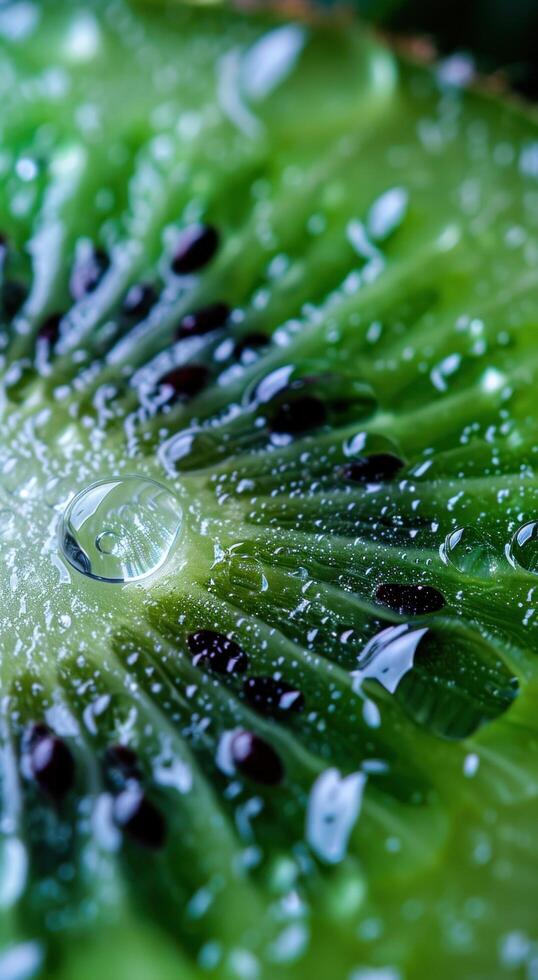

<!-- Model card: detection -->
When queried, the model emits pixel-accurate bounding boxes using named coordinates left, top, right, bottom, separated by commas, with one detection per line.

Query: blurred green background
left=347, top=0, right=538, bottom=97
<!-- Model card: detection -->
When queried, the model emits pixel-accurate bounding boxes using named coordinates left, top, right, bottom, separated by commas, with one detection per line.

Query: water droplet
left=306, top=768, right=366, bottom=864
left=351, top=624, right=429, bottom=694
left=508, top=521, right=538, bottom=574
left=441, top=525, right=498, bottom=576
left=60, top=476, right=182, bottom=583
left=223, top=546, right=269, bottom=595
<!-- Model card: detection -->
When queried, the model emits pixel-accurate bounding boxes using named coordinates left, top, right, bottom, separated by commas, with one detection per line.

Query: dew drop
left=60, top=476, right=182, bottom=583
left=441, top=525, right=498, bottom=576
left=306, top=768, right=366, bottom=864
left=508, top=521, right=538, bottom=574
left=351, top=623, right=429, bottom=694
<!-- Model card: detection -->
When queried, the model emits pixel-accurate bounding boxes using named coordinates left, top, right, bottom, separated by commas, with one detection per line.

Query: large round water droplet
left=60, top=477, right=182, bottom=583
left=508, top=521, right=538, bottom=574
left=441, top=525, right=498, bottom=577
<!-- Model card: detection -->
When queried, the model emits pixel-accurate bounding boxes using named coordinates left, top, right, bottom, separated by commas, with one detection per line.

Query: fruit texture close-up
left=1, top=1, right=538, bottom=978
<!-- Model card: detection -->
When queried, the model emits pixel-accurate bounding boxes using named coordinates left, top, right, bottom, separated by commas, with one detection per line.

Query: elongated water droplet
left=60, top=476, right=182, bottom=583
left=508, top=521, right=538, bottom=574
left=441, top=525, right=498, bottom=576
left=351, top=623, right=429, bottom=695
left=306, top=768, right=366, bottom=864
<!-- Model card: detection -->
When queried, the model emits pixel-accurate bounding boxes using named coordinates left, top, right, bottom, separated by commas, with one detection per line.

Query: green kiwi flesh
left=0, top=2, right=538, bottom=978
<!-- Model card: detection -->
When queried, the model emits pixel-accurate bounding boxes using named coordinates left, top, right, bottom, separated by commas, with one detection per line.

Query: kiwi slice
left=0, top=1, right=537, bottom=978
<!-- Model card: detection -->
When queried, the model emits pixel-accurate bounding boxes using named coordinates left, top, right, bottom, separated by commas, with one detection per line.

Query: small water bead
left=223, top=546, right=269, bottom=594
left=187, top=630, right=249, bottom=674
left=171, top=223, right=219, bottom=275
left=177, top=302, right=230, bottom=339
left=96, top=529, right=126, bottom=557
left=375, top=583, right=445, bottom=615
left=60, top=476, right=182, bottom=583
left=508, top=521, right=538, bottom=574
left=442, top=526, right=498, bottom=576
left=230, top=730, right=284, bottom=785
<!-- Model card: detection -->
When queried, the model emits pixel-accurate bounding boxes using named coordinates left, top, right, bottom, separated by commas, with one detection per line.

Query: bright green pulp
left=1, top=2, right=538, bottom=978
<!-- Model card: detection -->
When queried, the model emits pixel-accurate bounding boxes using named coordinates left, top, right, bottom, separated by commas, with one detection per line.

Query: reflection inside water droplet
left=508, top=520, right=538, bottom=574
left=352, top=623, right=428, bottom=695
left=441, top=525, right=498, bottom=577
left=96, top=530, right=124, bottom=557
left=60, top=476, right=182, bottom=583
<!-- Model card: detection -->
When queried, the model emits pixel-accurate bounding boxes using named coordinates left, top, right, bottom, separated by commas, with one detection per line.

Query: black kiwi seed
left=187, top=630, right=249, bottom=674
left=375, top=583, right=445, bottom=615
left=70, top=246, right=109, bottom=301
left=234, top=332, right=269, bottom=360
left=2, top=279, right=28, bottom=318
left=159, top=364, right=209, bottom=402
left=113, top=784, right=167, bottom=850
left=28, top=726, right=75, bottom=801
left=243, top=676, right=305, bottom=716
left=269, top=394, right=327, bottom=435
left=37, top=312, right=64, bottom=346
left=341, top=453, right=405, bottom=483
left=230, top=730, right=284, bottom=785
left=105, top=744, right=143, bottom=780
left=121, top=283, right=157, bottom=320
left=177, top=301, right=230, bottom=339
left=171, top=224, right=219, bottom=275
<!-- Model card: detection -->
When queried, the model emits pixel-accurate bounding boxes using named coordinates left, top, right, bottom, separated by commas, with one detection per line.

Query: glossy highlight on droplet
left=508, top=520, right=538, bottom=574
left=441, top=525, right=498, bottom=577
left=60, top=476, right=182, bottom=583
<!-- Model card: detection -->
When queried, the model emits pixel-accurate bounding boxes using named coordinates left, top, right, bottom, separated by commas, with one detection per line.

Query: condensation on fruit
left=60, top=476, right=182, bottom=583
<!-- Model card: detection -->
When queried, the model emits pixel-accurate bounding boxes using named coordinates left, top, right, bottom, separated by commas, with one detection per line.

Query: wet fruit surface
left=0, top=3, right=537, bottom=979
